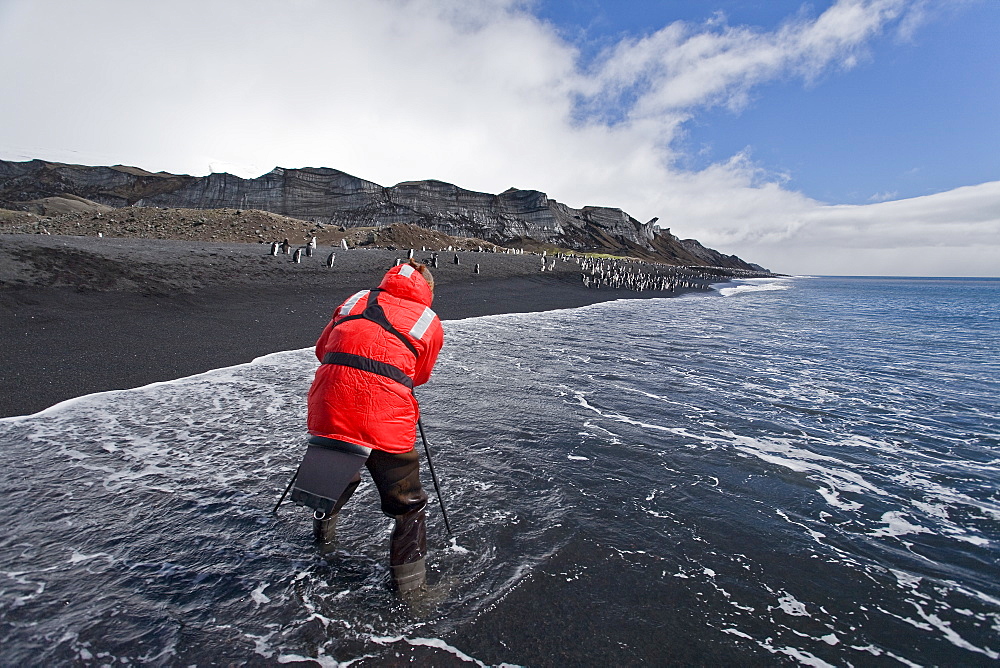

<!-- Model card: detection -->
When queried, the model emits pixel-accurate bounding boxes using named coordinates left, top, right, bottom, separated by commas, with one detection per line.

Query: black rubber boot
left=389, top=507, right=427, bottom=593
left=313, top=510, right=339, bottom=545
left=311, top=473, right=361, bottom=554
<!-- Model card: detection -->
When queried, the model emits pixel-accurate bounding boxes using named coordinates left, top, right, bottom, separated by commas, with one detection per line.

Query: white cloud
left=577, top=0, right=909, bottom=121
left=807, top=182, right=1000, bottom=248
left=730, top=182, right=1000, bottom=275
left=0, top=0, right=996, bottom=276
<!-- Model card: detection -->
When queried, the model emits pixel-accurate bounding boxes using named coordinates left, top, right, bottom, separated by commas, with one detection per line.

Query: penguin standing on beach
left=270, top=241, right=279, bottom=256
left=326, top=252, right=336, bottom=268
left=292, top=248, right=302, bottom=263
left=281, top=239, right=291, bottom=255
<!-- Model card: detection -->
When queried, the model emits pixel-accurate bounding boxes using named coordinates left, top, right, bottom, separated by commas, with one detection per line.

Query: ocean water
left=1, top=276, right=998, bottom=666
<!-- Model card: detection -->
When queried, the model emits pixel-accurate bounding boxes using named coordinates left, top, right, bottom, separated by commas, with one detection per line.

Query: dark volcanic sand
left=1, top=234, right=694, bottom=418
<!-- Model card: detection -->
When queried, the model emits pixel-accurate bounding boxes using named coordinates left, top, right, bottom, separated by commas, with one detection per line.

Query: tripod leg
left=272, top=470, right=299, bottom=514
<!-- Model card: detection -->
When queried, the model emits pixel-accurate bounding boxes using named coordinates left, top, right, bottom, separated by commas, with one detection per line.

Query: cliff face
left=0, top=159, right=757, bottom=269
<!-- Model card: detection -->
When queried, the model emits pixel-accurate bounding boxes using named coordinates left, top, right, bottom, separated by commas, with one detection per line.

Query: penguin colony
left=266, top=239, right=528, bottom=272
left=266, top=237, right=770, bottom=291
left=576, top=256, right=713, bottom=292
left=575, top=256, right=771, bottom=292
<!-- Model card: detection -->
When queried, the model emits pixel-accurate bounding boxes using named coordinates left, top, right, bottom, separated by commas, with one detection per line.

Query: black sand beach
left=1, top=234, right=696, bottom=418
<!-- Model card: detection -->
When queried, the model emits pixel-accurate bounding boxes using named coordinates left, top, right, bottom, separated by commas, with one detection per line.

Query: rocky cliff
left=0, top=159, right=758, bottom=269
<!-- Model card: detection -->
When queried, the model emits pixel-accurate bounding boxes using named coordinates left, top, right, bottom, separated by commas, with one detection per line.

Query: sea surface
left=1, top=276, right=998, bottom=666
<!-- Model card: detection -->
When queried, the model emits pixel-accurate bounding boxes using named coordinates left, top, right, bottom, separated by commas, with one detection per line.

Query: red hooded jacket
left=307, top=264, right=444, bottom=454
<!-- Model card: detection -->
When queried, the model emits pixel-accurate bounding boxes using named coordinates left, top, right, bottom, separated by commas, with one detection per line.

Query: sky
left=1, top=0, right=997, bottom=276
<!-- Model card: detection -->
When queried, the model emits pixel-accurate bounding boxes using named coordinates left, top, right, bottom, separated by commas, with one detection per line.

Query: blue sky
left=1, top=0, right=997, bottom=276
left=680, top=6, right=998, bottom=204
left=536, top=0, right=999, bottom=205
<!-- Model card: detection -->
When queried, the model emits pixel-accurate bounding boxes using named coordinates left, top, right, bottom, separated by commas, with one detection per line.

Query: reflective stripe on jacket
left=307, top=263, right=444, bottom=454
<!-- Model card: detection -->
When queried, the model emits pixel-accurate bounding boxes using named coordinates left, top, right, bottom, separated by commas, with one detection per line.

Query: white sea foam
left=776, top=593, right=810, bottom=617
left=910, top=602, right=1000, bottom=659
left=370, top=636, right=492, bottom=666
left=447, top=537, right=471, bottom=554
left=276, top=654, right=340, bottom=667
left=871, top=512, right=931, bottom=538
left=0, top=348, right=314, bottom=423
left=251, top=583, right=272, bottom=605
left=68, top=551, right=115, bottom=565
left=718, top=278, right=793, bottom=297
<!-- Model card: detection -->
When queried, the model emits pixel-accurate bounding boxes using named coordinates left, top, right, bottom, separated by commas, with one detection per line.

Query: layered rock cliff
left=0, top=159, right=758, bottom=270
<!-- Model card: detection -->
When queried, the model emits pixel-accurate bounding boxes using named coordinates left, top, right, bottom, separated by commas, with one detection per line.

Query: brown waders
left=313, top=446, right=429, bottom=593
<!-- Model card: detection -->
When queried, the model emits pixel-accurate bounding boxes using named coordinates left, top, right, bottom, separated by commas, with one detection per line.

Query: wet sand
left=1, top=234, right=692, bottom=418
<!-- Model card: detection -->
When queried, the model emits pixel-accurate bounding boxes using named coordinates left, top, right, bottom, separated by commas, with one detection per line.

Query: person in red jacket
left=306, top=259, right=444, bottom=593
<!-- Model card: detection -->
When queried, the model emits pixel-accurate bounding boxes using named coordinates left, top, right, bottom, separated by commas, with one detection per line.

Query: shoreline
left=0, top=234, right=718, bottom=418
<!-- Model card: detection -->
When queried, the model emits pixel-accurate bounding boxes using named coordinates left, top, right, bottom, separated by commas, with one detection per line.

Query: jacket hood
left=378, top=263, right=434, bottom=306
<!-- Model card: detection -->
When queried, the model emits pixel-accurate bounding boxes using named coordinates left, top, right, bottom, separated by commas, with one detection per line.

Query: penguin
left=292, top=248, right=302, bottom=263
left=326, top=252, right=336, bottom=267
